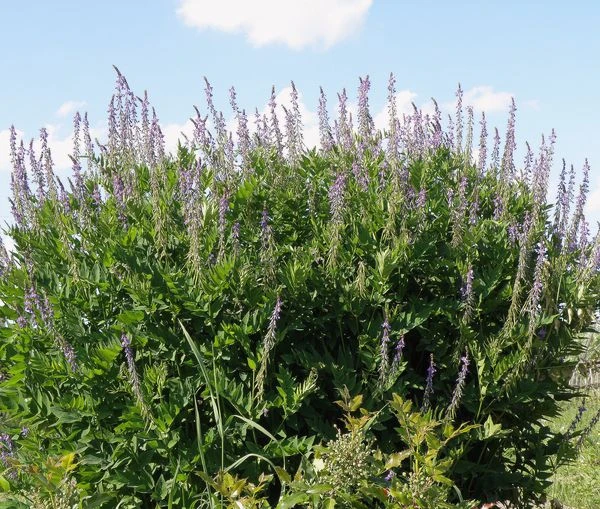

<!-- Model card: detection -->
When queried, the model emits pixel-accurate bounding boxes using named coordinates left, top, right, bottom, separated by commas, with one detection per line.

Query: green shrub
left=0, top=71, right=598, bottom=507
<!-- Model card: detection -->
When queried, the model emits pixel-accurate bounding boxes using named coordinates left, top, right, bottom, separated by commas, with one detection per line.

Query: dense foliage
left=0, top=70, right=598, bottom=507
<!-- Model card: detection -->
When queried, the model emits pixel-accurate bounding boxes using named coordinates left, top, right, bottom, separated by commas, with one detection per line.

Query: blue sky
left=1, top=0, right=599, bottom=232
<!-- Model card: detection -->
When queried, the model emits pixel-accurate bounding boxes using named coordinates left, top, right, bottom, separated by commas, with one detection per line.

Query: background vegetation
left=0, top=71, right=598, bottom=507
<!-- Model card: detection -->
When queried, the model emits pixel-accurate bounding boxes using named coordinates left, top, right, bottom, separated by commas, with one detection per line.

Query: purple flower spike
left=357, top=75, right=373, bottom=140
left=491, top=128, right=501, bottom=172
left=422, top=353, right=436, bottom=411
left=256, top=297, right=283, bottom=400
left=416, top=188, right=427, bottom=209
left=461, top=265, right=475, bottom=321
left=455, top=84, right=463, bottom=152
left=478, top=112, right=488, bottom=173
left=121, top=332, right=142, bottom=404
left=501, top=98, right=517, bottom=181
left=528, top=241, right=547, bottom=335
left=390, top=334, right=406, bottom=377
left=318, top=87, right=334, bottom=153
left=60, top=338, right=78, bottom=372
left=379, top=318, right=392, bottom=384
left=328, top=172, right=347, bottom=225
left=268, top=86, right=283, bottom=157
left=336, top=88, right=353, bottom=151
left=447, top=351, right=470, bottom=419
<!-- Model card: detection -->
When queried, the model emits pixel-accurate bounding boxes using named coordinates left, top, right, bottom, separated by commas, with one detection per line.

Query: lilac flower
left=501, top=98, right=517, bottom=181
left=256, top=297, right=283, bottom=400
left=92, top=184, right=102, bottom=208
left=328, top=171, right=347, bottom=225
left=411, top=103, right=425, bottom=156
left=232, top=221, right=240, bottom=255
left=0, top=433, right=15, bottom=470
left=352, top=160, right=368, bottom=191
left=455, top=84, right=463, bottom=153
left=385, top=470, right=396, bottom=482
left=461, top=265, right=475, bottom=322
left=23, top=286, right=38, bottom=323
left=447, top=352, right=470, bottom=419
left=252, top=108, right=269, bottom=148
left=69, top=155, right=84, bottom=199
left=318, top=87, right=334, bottom=153
left=40, top=295, right=54, bottom=329
left=261, top=208, right=271, bottom=239
left=379, top=318, right=392, bottom=384
left=204, top=77, right=226, bottom=147
left=192, top=106, right=212, bottom=155
left=57, top=178, right=71, bottom=215
left=478, top=112, right=488, bottom=173
left=553, top=159, right=568, bottom=239
left=431, top=98, right=443, bottom=150
left=491, top=128, right=500, bottom=172
left=390, top=334, right=406, bottom=376
left=523, top=142, right=533, bottom=184
left=229, top=87, right=251, bottom=169
left=73, top=111, right=81, bottom=162
left=60, top=337, right=78, bottom=372
left=107, top=95, right=118, bottom=154
left=260, top=208, right=275, bottom=278
left=268, top=86, right=283, bottom=157
left=568, top=159, right=591, bottom=249
left=20, top=427, right=29, bottom=438
left=465, top=105, right=474, bottom=162
left=508, top=224, right=519, bottom=246
left=422, top=353, right=436, bottom=411
left=445, top=114, right=455, bottom=150
left=149, top=107, right=165, bottom=167
left=493, top=193, right=504, bottom=220
left=238, top=108, right=251, bottom=169
left=532, top=132, right=556, bottom=212
left=336, top=89, right=352, bottom=151
left=357, top=75, right=374, bottom=140
left=528, top=241, right=547, bottom=335
left=416, top=188, right=427, bottom=210
left=460, top=266, right=474, bottom=300
left=40, top=127, right=57, bottom=199
left=387, top=74, right=400, bottom=158
left=29, top=139, right=45, bottom=203
left=121, top=333, right=142, bottom=404
left=9, top=129, right=30, bottom=227
left=289, top=81, right=303, bottom=153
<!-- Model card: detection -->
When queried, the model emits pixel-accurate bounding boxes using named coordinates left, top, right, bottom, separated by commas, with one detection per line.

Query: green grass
left=547, top=391, right=600, bottom=509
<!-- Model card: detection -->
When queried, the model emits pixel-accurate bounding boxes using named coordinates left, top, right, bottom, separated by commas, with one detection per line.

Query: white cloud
left=176, top=0, right=373, bottom=50
left=56, top=100, right=86, bottom=118
left=462, top=86, right=513, bottom=113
